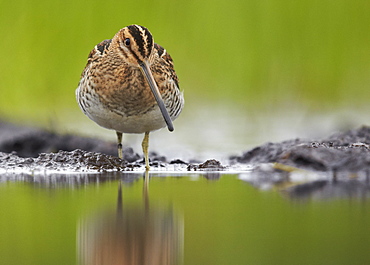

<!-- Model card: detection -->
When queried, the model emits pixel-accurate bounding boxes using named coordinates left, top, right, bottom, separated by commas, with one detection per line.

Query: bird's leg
left=116, top=131, right=123, bottom=159
left=142, top=132, right=150, bottom=170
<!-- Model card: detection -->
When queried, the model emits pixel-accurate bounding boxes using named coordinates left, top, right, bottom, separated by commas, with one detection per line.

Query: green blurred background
left=0, top=0, right=369, bottom=133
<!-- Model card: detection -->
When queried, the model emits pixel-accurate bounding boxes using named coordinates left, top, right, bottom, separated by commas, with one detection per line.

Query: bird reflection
left=78, top=172, right=183, bottom=265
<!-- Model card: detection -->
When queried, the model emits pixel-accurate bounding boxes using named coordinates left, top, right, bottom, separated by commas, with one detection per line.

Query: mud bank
left=1, top=121, right=370, bottom=174
left=231, top=126, right=370, bottom=172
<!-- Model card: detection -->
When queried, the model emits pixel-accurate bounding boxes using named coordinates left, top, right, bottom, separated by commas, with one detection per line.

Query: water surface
left=0, top=172, right=369, bottom=264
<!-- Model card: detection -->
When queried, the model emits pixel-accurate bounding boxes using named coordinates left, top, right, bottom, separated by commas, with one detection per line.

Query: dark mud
left=0, top=122, right=186, bottom=172
left=0, top=122, right=139, bottom=161
left=1, top=121, right=370, bottom=174
left=231, top=126, right=370, bottom=198
left=230, top=126, right=370, bottom=172
left=2, top=121, right=370, bottom=199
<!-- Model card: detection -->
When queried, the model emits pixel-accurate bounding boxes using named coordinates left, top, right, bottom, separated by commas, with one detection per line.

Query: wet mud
left=232, top=126, right=370, bottom=198
left=1, top=121, right=370, bottom=174
left=231, top=126, right=370, bottom=172
left=2, top=121, right=370, bottom=199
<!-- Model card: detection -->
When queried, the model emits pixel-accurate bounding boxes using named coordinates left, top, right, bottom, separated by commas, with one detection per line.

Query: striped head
left=114, top=25, right=154, bottom=66
left=113, top=25, right=174, bottom=131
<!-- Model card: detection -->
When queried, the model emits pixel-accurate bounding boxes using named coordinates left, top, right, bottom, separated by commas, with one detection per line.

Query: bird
left=76, top=25, right=184, bottom=170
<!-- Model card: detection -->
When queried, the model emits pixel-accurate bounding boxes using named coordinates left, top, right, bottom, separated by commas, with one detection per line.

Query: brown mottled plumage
left=76, top=25, right=184, bottom=170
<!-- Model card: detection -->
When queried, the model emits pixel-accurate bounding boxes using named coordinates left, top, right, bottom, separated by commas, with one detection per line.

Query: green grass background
left=0, top=0, right=369, bottom=124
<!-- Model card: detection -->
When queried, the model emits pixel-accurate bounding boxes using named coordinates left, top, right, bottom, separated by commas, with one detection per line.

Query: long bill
left=139, top=61, right=174, bottom=132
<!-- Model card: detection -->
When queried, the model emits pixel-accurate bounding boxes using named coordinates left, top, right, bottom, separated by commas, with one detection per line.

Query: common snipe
left=76, top=25, right=184, bottom=170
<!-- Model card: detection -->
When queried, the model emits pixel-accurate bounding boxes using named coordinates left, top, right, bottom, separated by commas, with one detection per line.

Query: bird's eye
left=124, top=38, right=130, bottom=46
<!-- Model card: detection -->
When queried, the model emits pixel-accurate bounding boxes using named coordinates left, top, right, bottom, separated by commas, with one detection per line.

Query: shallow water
left=0, top=171, right=369, bottom=265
